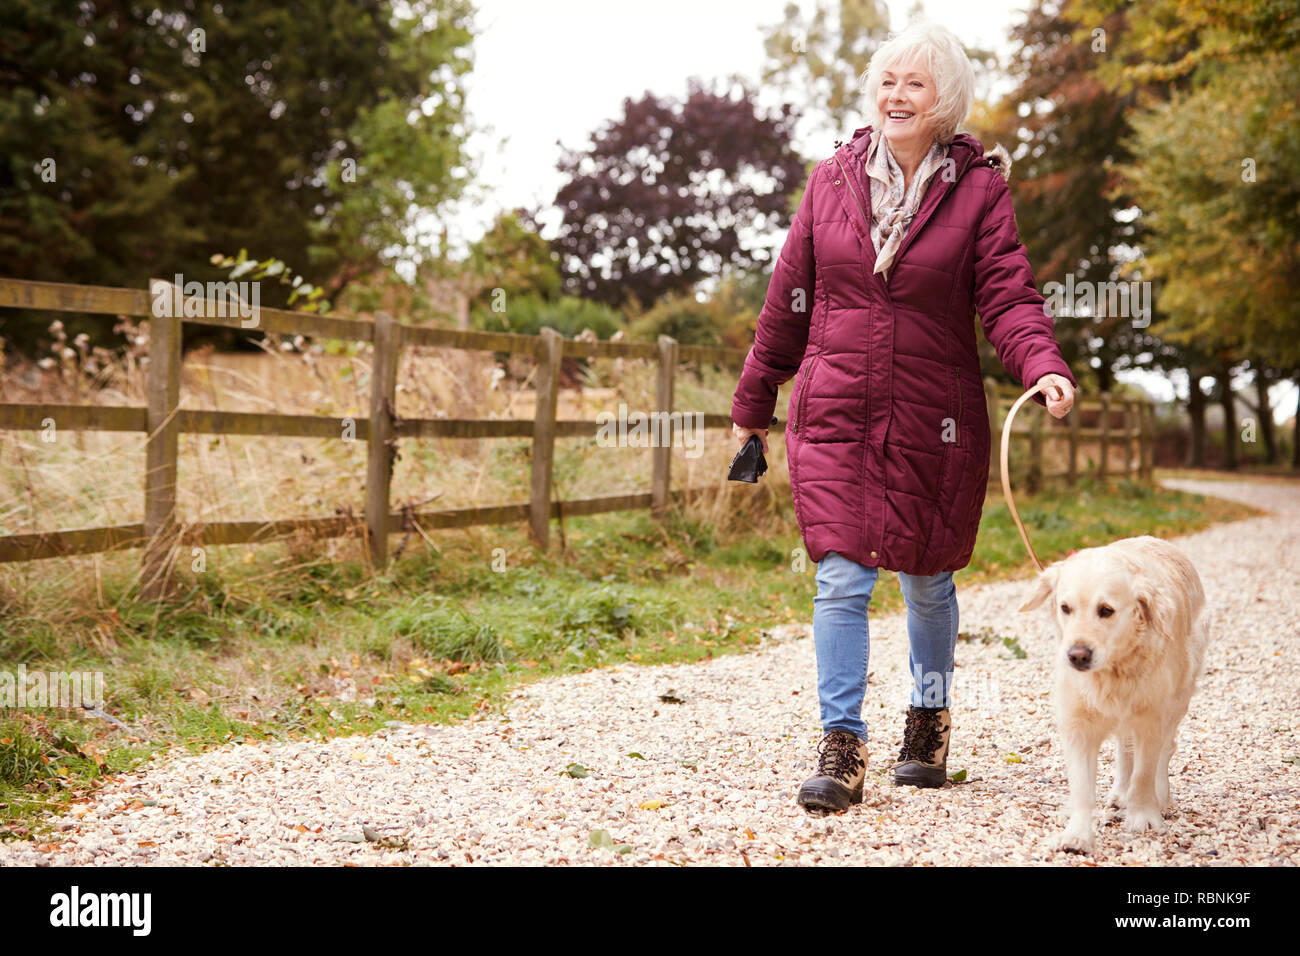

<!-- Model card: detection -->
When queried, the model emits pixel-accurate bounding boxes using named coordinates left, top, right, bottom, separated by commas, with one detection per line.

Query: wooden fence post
left=142, top=278, right=182, bottom=600
left=1068, top=395, right=1080, bottom=487
left=365, top=311, right=401, bottom=571
left=984, top=377, right=1000, bottom=488
left=652, top=334, right=679, bottom=520
left=1098, top=391, right=1111, bottom=480
left=1028, top=404, right=1043, bottom=495
left=530, top=327, right=564, bottom=550
left=1123, top=400, right=1134, bottom=478
left=1140, top=401, right=1154, bottom=483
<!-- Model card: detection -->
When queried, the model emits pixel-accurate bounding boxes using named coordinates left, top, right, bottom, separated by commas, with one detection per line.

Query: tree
left=1114, top=48, right=1300, bottom=467
left=0, top=0, right=478, bottom=354
left=550, top=75, right=807, bottom=313
left=991, top=0, right=1300, bottom=467
left=464, top=209, right=564, bottom=308
left=1069, top=0, right=1300, bottom=91
left=984, top=0, right=1198, bottom=398
left=757, top=0, right=891, bottom=155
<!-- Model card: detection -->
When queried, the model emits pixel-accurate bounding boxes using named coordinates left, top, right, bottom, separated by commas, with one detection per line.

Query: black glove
left=727, top=416, right=777, bottom=483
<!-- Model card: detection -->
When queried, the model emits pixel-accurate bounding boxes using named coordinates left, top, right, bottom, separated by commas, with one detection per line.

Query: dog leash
left=1000, top=382, right=1053, bottom=573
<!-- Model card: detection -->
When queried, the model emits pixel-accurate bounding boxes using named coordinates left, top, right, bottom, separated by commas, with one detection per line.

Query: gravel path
left=3, top=478, right=1297, bottom=866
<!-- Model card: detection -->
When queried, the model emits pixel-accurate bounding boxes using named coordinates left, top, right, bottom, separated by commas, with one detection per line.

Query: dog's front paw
left=1104, top=786, right=1128, bottom=809
left=1123, top=805, right=1166, bottom=834
left=1050, top=826, right=1095, bottom=855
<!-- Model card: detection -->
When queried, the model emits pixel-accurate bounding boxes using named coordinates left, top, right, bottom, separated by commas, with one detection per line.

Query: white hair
left=860, top=20, right=976, bottom=145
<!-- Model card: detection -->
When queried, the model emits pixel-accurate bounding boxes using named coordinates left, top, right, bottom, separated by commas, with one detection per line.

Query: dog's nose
left=1068, top=645, right=1093, bottom=671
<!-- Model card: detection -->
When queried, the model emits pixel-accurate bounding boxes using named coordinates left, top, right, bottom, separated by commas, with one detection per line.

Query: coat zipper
left=829, top=147, right=972, bottom=454
left=794, top=353, right=822, bottom=436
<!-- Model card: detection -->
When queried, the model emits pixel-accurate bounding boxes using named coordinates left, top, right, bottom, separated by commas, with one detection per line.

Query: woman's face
left=876, top=55, right=939, bottom=151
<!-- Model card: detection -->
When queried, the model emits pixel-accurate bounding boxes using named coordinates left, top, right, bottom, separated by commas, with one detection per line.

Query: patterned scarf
left=864, top=128, right=950, bottom=279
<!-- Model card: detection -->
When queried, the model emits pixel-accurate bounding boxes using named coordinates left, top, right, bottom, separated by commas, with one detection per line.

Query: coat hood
left=839, top=125, right=1013, bottom=182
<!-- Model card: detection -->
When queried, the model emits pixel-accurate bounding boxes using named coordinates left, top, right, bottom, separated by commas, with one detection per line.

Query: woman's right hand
left=732, top=422, right=770, bottom=455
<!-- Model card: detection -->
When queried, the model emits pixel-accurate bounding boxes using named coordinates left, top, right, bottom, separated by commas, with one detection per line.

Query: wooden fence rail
left=982, top=377, right=1155, bottom=494
left=0, top=277, right=1155, bottom=595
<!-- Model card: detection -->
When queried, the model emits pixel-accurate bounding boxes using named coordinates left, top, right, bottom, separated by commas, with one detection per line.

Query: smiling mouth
left=888, top=111, right=914, bottom=120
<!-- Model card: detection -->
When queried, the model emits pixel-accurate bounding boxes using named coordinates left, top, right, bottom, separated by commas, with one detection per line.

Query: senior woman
left=730, top=21, right=1077, bottom=813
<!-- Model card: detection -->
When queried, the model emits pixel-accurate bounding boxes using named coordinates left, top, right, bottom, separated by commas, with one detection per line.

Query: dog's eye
left=1059, top=603, right=1071, bottom=615
left=1097, top=604, right=1114, bottom=618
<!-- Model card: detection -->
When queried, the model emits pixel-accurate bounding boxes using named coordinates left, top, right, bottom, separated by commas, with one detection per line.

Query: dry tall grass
left=0, top=318, right=793, bottom=602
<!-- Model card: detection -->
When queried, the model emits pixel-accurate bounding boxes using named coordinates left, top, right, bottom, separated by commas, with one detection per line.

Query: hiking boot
left=893, top=706, right=952, bottom=788
left=797, top=730, right=868, bottom=813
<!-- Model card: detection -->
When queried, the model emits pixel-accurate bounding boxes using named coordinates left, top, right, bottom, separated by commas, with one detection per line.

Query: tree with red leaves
left=550, top=76, right=809, bottom=314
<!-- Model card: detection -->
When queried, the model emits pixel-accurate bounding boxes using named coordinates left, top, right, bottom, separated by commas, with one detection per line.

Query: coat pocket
left=951, top=372, right=991, bottom=545
left=791, top=353, right=823, bottom=437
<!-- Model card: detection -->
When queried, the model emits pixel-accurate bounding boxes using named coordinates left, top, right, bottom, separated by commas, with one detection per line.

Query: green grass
left=0, top=472, right=1265, bottom=841
left=959, top=473, right=1259, bottom=586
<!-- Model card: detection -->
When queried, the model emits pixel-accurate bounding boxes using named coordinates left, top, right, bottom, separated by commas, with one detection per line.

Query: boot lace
left=816, top=731, right=864, bottom=783
left=897, top=709, right=945, bottom=763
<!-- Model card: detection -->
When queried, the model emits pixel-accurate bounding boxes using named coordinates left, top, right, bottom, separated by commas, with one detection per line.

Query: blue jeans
left=812, top=550, right=958, bottom=742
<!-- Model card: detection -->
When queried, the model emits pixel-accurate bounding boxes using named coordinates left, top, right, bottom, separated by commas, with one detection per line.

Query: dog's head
left=1017, top=547, right=1158, bottom=674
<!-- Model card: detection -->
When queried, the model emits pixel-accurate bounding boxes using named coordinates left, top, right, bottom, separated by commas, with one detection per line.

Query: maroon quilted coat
left=730, top=124, right=1078, bottom=576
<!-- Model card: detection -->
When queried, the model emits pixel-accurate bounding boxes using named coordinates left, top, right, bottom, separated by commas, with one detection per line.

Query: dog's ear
left=1135, top=591, right=1155, bottom=629
left=1133, top=578, right=1184, bottom=638
left=1133, top=579, right=1172, bottom=638
left=1017, top=564, right=1059, bottom=613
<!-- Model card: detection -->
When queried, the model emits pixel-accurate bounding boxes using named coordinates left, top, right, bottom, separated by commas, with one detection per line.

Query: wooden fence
left=0, top=277, right=1153, bottom=597
left=984, top=377, right=1155, bottom=494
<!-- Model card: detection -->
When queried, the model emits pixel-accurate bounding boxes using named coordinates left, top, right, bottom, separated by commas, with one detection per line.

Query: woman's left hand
left=1035, top=374, right=1075, bottom=419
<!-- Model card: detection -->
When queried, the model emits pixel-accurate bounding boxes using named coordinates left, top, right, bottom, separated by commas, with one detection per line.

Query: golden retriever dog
left=1017, top=535, right=1208, bottom=854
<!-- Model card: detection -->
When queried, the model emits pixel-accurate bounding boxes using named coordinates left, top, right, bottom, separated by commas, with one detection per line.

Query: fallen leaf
left=588, top=829, right=613, bottom=848
left=638, top=800, right=664, bottom=810
left=563, top=763, right=589, bottom=779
